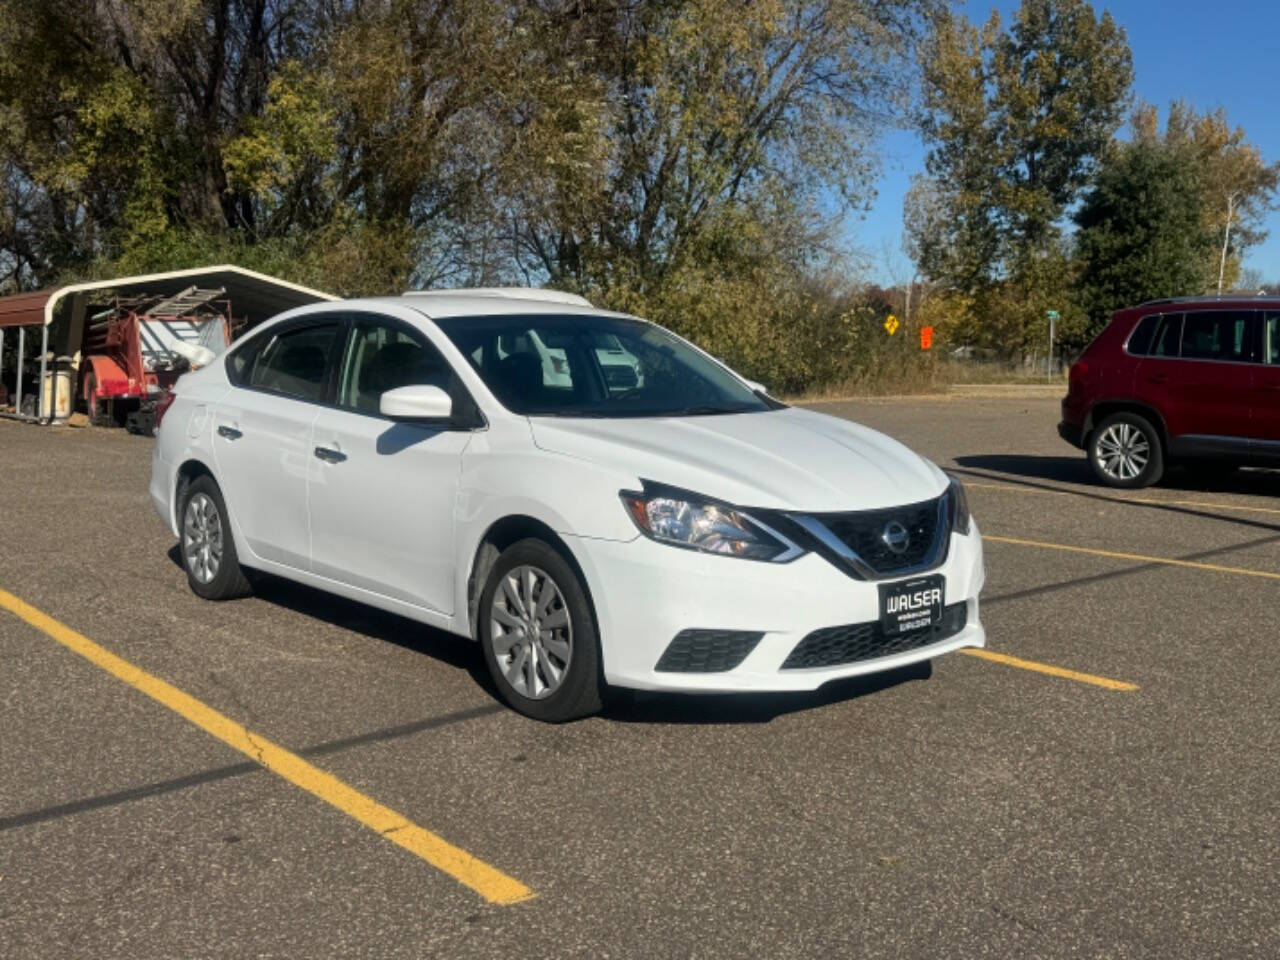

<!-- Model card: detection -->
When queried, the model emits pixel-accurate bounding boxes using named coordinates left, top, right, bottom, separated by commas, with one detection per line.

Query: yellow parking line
left=961, top=648, right=1138, bottom=691
left=967, top=480, right=1280, bottom=517
left=984, top=534, right=1280, bottom=581
left=0, top=587, right=534, bottom=906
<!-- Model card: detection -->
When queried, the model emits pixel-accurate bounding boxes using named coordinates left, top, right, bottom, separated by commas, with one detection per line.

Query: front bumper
left=570, top=523, right=985, bottom=692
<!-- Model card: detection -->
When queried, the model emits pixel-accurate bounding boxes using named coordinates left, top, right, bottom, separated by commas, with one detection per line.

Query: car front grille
left=655, top=629, right=763, bottom=673
left=780, top=602, right=968, bottom=670
left=791, top=495, right=947, bottom=578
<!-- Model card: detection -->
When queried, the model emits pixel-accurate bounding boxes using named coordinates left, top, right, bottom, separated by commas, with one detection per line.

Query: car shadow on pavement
left=165, top=544, right=497, bottom=691
left=954, top=453, right=1280, bottom=496
left=601, top=660, right=932, bottom=725
left=165, top=546, right=932, bottom=724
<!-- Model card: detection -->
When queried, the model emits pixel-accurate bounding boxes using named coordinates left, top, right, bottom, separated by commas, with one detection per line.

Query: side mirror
left=744, top=379, right=768, bottom=395
left=380, top=384, right=453, bottom=422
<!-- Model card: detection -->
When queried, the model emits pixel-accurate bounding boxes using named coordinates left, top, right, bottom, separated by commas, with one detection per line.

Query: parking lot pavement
left=2, top=391, right=1278, bottom=959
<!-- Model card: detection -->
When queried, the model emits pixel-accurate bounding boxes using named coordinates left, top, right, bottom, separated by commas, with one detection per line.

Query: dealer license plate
left=878, top=574, right=944, bottom=636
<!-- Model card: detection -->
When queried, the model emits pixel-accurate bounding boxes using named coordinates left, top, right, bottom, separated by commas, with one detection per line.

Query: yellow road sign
left=884, top=314, right=899, bottom=336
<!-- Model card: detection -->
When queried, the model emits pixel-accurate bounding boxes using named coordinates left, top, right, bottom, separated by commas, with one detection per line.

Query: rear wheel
left=1089, top=412, right=1164, bottom=488
left=85, top=372, right=108, bottom=427
left=479, top=539, right=603, bottom=722
left=180, top=476, right=252, bottom=600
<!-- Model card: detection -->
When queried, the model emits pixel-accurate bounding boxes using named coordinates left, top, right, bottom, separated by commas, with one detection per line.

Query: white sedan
left=150, top=289, right=985, bottom=721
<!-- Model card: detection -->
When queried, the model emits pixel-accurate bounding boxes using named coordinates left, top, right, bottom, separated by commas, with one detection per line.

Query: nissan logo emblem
left=881, top=521, right=910, bottom=555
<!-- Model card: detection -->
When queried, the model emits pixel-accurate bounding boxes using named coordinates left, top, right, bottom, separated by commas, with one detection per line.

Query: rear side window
left=245, top=322, right=341, bottom=402
left=1126, top=314, right=1160, bottom=355
left=1150, top=314, right=1182, bottom=357
left=1179, top=311, right=1259, bottom=363
left=1266, top=313, right=1279, bottom=364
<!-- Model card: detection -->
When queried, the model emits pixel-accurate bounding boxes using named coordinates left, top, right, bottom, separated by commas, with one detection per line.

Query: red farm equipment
left=80, top=286, right=242, bottom=433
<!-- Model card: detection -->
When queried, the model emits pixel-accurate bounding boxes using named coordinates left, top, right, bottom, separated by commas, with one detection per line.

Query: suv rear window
left=1180, top=311, right=1259, bottom=363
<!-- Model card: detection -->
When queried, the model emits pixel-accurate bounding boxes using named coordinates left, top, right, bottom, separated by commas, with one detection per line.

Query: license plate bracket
left=878, top=574, right=945, bottom=636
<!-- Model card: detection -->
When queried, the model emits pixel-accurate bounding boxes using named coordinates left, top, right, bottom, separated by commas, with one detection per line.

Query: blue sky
left=859, top=0, right=1280, bottom=284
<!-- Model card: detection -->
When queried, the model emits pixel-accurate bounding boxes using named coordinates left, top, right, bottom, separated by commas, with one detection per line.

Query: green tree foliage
left=915, top=0, right=1132, bottom=351
left=1074, top=138, right=1212, bottom=338
left=0, top=0, right=940, bottom=390
left=1132, top=101, right=1279, bottom=292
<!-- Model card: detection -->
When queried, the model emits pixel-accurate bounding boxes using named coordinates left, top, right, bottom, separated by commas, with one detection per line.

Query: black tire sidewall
left=478, top=538, right=603, bottom=722
left=180, top=476, right=251, bottom=600
left=1089, top=412, right=1164, bottom=489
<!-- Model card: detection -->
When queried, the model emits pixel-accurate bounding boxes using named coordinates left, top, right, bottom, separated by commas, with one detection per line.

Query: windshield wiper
left=673, top=405, right=753, bottom=416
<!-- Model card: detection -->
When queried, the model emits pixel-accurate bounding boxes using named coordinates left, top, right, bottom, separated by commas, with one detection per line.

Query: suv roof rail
left=1136, top=293, right=1272, bottom=307
left=401, top=287, right=592, bottom=308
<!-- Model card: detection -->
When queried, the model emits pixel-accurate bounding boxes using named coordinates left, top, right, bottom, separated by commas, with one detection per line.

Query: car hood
left=528, top=407, right=946, bottom=512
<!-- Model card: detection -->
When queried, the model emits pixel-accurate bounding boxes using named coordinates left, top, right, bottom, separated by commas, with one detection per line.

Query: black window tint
left=1179, top=311, right=1259, bottom=362
left=1126, top=314, right=1159, bottom=355
left=248, top=323, right=340, bottom=402
left=1150, top=314, right=1182, bottom=357
left=226, top=332, right=267, bottom=386
left=337, top=318, right=453, bottom=415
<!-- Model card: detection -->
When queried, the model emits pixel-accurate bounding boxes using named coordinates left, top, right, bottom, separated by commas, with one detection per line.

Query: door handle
left=1262, top=380, right=1280, bottom=390
left=1145, top=374, right=1168, bottom=385
left=217, top=425, right=242, bottom=440
left=314, top=446, right=347, bottom=463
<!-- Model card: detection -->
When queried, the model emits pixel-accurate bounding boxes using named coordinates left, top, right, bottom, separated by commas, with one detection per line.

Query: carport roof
left=0, top=264, right=335, bottom=329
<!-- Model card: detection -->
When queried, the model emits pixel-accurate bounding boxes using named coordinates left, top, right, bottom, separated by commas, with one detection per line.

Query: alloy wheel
left=183, top=492, right=223, bottom=584
left=1095, top=422, right=1151, bottom=481
left=488, top=564, right=573, bottom=700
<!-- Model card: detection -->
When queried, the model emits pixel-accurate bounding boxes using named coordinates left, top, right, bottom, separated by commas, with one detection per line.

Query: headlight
left=620, top=488, right=798, bottom=561
left=946, top=474, right=971, bottom=535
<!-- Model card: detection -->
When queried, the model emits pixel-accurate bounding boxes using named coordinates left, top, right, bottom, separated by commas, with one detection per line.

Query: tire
left=1089, top=411, right=1164, bottom=489
left=85, top=373, right=106, bottom=427
left=478, top=538, right=603, bottom=722
left=179, top=475, right=252, bottom=601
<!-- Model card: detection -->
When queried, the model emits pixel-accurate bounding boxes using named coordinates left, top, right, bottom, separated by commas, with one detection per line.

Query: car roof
left=333, top=293, right=639, bottom=323
left=1134, top=294, right=1280, bottom=310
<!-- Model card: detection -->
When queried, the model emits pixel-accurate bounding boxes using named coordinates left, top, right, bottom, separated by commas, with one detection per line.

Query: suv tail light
left=1069, top=361, right=1089, bottom=383
left=154, top=391, right=177, bottom=430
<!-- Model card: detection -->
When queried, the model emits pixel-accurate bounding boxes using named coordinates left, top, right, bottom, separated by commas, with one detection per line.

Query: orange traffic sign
left=920, top=326, right=934, bottom=350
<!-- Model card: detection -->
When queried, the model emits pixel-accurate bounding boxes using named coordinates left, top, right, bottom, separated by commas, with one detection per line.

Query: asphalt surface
left=2, top=389, right=1278, bottom=959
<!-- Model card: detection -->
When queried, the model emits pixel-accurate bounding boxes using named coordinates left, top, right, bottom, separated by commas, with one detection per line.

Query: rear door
left=1253, top=310, right=1280, bottom=461
left=307, top=312, right=475, bottom=615
left=1135, top=310, right=1261, bottom=454
left=213, top=317, right=344, bottom=570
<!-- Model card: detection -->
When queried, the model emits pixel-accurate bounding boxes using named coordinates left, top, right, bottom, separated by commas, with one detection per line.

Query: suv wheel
left=1089, top=412, right=1164, bottom=488
left=180, top=476, right=253, bottom=600
left=478, top=538, right=603, bottom=722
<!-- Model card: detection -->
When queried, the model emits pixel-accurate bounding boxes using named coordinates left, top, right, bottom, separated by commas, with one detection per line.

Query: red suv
left=1059, top=297, right=1280, bottom=488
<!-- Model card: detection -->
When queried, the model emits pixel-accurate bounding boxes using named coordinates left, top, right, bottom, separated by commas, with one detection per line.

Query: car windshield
left=432, top=313, right=775, bottom=418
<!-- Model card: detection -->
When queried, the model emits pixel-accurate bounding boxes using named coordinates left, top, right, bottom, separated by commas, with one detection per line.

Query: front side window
left=243, top=322, right=341, bottom=402
left=1179, top=311, right=1259, bottom=363
left=433, top=313, right=773, bottom=418
left=337, top=317, right=453, bottom=414
left=1265, top=312, right=1279, bottom=364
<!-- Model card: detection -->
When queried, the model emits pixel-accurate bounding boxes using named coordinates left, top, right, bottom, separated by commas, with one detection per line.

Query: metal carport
left=0, top=265, right=334, bottom=423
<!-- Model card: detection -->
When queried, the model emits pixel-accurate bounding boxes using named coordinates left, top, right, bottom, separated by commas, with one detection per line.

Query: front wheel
left=1089, top=412, right=1164, bottom=488
left=180, top=476, right=252, bottom=600
left=479, top=539, right=603, bottom=722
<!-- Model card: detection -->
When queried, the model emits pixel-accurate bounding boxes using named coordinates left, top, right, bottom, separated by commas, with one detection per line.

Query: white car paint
left=151, top=293, right=985, bottom=696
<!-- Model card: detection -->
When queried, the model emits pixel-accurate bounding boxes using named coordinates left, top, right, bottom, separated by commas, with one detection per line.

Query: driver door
left=307, top=313, right=475, bottom=615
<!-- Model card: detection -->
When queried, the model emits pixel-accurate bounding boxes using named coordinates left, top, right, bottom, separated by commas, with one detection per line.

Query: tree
left=916, top=0, right=1132, bottom=351
left=1132, top=101, right=1279, bottom=293
left=1074, top=138, right=1213, bottom=338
